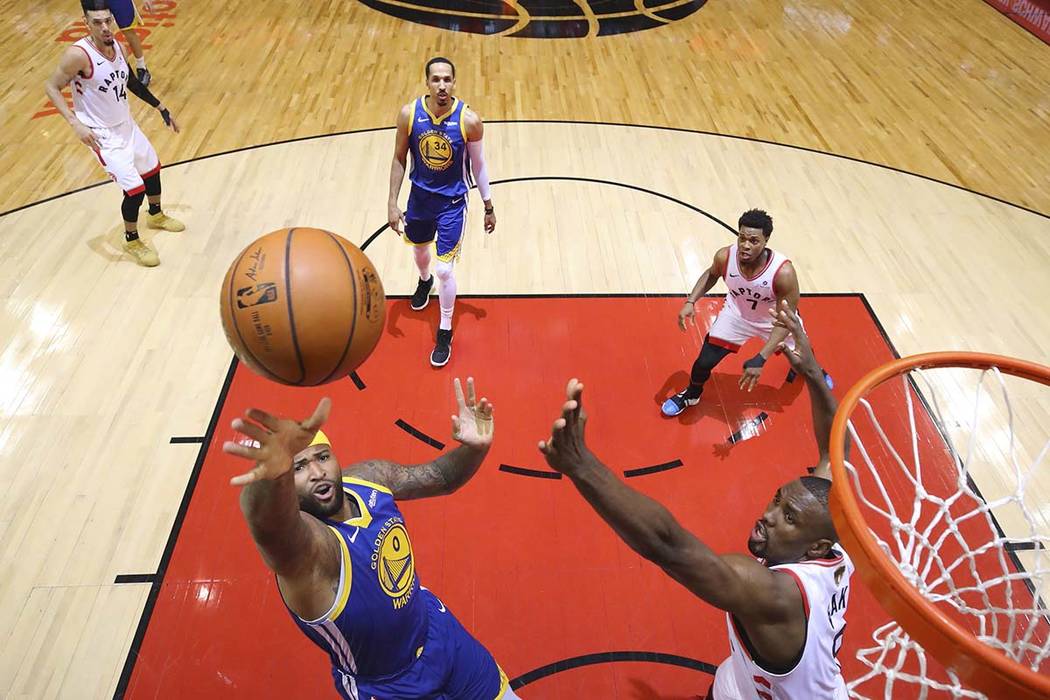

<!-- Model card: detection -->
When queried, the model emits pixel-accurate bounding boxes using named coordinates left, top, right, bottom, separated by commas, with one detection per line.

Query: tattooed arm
left=346, top=446, right=489, bottom=500
left=346, top=377, right=495, bottom=500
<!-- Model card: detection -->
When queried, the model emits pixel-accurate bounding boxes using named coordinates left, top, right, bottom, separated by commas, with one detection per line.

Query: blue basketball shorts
left=404, top=187, right=468, bottom=262
left=108, top=0, right=142, bottom=30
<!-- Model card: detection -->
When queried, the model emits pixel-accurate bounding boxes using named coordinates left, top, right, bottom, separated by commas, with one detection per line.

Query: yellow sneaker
left=146, top=212, right=185, bottom=232
left=123, top=238, right=160, bottom=267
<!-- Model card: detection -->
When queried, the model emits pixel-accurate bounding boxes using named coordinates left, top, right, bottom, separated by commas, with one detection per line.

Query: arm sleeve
left=126, top=69, right=161, bottom=108
left=466, top=139, right=491, bottom=203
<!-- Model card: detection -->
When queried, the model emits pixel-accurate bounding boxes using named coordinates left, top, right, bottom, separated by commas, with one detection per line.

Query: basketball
left=219, top=227, right=386, bottom=386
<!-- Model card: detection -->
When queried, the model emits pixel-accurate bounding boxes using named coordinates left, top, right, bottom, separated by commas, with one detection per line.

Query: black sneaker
left=411, top=276, right=434, bottom=311
left=137, top=67, right=151, bottom=87
left=430, top=329, right=452, bottom=367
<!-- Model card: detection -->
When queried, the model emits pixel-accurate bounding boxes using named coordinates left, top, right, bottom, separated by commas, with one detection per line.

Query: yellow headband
left=309, top=429, right=331, bottom=448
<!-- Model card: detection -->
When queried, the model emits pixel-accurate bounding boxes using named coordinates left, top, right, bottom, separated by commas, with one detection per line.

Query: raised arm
left=387, top=103, right=413, bottom=234
left=740, top=261, right=800, bottom=392
left=538, top=380, right=801, bottom=622
left=223, top=399, right=341, bottom=620
left=347, top=377, right=494, bottom=500
left=678, top=247, right=730, bottom=331
left=464, top=108, right=495, bottom=234
left=770, top=300, right=840, bottom=479
left=758, top=262, right=800, bottom=358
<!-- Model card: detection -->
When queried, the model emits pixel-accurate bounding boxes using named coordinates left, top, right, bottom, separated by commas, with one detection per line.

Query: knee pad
left=122, top=190, right=146, bottom=222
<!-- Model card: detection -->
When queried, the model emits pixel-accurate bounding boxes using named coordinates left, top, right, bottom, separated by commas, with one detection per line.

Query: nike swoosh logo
left=417, top=118, right=428, bottom=122
left=348, top=528, right=359, bottom=543
left=451, top=197, right=462, bottom=204
left=420, top=586, right=447, bottom=612
left=96, top=61, right=105, bottom=65
left=729, top=273, right=739, bottom=277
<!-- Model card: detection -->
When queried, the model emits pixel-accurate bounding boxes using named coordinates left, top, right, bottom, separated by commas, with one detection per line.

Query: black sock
left=125, top=230, right=139, bottom=242
left=684, top=384, right=703, bottom=399
left=148, top=203, right=161, bottom=215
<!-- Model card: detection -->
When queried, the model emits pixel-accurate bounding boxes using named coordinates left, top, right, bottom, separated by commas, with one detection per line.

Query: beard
left=299, top=485, right=344, bottom=519
left=747, top=538, right=765, bottom=557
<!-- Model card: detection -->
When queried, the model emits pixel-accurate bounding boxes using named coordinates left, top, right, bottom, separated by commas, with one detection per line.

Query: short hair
left=800, top=476, right=839, bottom=542
left=81, top=0, right=110, bottom=12
left=800, top=475, right=831, bottom=507
left=738, top=208, right=774, bottom=238
left=425, top=57, right=455, bottom=78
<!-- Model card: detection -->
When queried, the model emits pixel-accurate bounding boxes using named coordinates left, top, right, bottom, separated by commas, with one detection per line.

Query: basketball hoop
left=829, top=352, right=1050, bottom=699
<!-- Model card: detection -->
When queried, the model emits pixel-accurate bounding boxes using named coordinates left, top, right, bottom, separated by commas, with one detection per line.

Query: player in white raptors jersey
left=662, top=209, right=830, bottom=417
left=539, top=303, right=852, bottom=700
left=44, top=0, right=183, bottom=267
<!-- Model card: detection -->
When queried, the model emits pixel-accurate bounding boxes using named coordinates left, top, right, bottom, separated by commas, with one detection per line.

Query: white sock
left=136, top=57, right=146, bottom=69
left=413, top=246, right=431, bottom=282
left=435, top=259, right=456, bottom=331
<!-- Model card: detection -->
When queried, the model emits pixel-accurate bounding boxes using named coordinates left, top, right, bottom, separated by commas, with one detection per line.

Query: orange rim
left=829, top=352, right=1050, bottom=700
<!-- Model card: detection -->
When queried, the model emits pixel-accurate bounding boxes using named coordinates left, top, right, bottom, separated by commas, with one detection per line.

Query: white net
left=839, top=364, right=1050, bottom=699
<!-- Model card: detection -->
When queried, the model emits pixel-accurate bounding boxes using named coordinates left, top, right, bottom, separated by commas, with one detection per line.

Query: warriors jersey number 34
left=408, top=96, right=472, bottom=198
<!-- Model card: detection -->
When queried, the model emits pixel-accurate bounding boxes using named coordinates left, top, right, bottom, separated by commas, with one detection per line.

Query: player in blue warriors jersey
left=388, top=57, right=497, bottom=368
left=109, top=0, right=154, bottom=85
left=224, top=377, right=521, bottom=700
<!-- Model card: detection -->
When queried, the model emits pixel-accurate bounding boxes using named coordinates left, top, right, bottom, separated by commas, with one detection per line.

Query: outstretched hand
left=450, top=377, right=494, bottom=450
left=538, top=378, right=590, bottom=476
left=770, top=300, right=819, bottom=374
left=222, top=398, right=331, bottom=486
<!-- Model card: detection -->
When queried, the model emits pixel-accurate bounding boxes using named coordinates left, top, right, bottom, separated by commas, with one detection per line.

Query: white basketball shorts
left=707, top=308, right=802, bottom=353
left=90, top=119, right=160, bottom=195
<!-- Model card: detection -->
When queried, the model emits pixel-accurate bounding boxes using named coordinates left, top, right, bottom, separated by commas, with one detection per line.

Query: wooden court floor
left=0, top=0, right=1048, bottom=697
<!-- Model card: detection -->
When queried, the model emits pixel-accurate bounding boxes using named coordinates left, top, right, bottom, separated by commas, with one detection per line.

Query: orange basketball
left=220, top=228, right=386, bottom=386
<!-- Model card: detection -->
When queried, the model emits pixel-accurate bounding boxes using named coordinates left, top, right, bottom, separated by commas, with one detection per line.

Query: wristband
left=160, top=108, right=171, bottom=126
left=743, top=353, right=767, bottom=370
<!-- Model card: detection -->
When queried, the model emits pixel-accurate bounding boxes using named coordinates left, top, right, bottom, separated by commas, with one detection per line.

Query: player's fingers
left=230, top=468, right=262, bottom=487
left=562, top=400, right=578, bottom=422
left=549, top=418, right=566, bottom=445
left=570, top=379, right=584, bottom=401
left=222, top=440, right=260, bottom=461
left=232, top=418, right=268, bottom=443
left=246, top=408, right=281, bottom=432
left=453, top=377, right=466, bottom=409
left=303, top=397, right=332, bottom=431
left=450, top=414, right=461, bottom=436
left=466, top=377, right=477, bottom=407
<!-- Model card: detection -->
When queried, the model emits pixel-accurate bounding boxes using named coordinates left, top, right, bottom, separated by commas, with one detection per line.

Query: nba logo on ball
left=220, top=227, right=386, bottom=386
left=235, top=282, right=278, bottom=309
